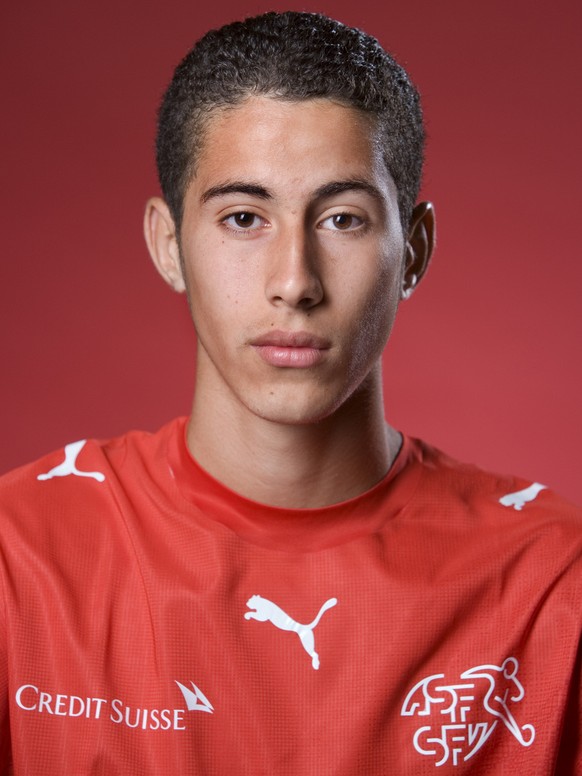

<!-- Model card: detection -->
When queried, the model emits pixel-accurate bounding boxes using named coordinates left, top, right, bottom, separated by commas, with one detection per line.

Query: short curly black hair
left=156, top=11, right=425, bottom=231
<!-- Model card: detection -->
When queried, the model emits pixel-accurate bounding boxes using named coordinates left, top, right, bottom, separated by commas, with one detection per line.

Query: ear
left=143, top=197, right=186, bottom=293
left=401, top=201, right=436, bottom=300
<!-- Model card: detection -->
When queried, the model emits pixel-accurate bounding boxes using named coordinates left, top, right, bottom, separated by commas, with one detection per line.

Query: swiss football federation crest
left=401, top=657, right=535, bottom=767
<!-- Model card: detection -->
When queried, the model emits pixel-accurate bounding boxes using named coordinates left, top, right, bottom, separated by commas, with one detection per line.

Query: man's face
left=175, top=96, right=408, bottom=426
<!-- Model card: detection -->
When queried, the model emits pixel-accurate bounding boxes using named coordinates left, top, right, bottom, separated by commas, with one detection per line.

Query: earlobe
left=143, top=197, right=186, bottom=293
left=400, top=269, right=417, bottom=300
left=401, top=201, right=436, bottom=300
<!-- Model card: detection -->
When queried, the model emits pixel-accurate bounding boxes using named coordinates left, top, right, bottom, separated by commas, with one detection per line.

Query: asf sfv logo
left=401, top=657, right=535, bottom=767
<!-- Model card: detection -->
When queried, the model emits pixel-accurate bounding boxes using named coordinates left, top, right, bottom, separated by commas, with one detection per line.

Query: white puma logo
left=499, top=482, right=546, bottom=511
left=37, top=440, right=105, bottom=483
left=244, top=595, right=337, bottom=670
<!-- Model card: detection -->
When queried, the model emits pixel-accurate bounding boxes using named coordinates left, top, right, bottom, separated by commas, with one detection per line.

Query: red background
left=2, top=0, right=580, bottom=504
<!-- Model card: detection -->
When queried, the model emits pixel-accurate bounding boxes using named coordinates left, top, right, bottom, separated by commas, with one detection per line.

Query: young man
left=0, top=11, right=579, bottom=775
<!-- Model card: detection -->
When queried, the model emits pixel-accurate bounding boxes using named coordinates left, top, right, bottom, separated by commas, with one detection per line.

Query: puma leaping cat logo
left=37, top=440, right=105, bottom=483
left=244, top=595, right=337, bottom=670
left=499, top=482, right=546, bottom=511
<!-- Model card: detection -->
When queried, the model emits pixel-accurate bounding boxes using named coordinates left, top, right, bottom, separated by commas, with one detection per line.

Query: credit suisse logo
left=14, top=680, right=213, bottom=731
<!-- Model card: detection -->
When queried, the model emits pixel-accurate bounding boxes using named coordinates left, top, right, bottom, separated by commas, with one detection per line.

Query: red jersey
left=0, top=417, right=579, bottom=774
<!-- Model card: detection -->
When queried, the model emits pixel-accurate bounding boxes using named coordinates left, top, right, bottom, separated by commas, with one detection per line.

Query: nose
left=265, top=225, right=324, bottom=309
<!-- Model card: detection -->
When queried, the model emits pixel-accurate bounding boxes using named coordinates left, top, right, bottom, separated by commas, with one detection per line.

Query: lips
left=250, top=330, right=331, bottom=368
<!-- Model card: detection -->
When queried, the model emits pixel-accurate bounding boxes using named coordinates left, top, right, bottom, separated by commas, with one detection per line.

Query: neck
left=186, top=366, right=400, bottom=509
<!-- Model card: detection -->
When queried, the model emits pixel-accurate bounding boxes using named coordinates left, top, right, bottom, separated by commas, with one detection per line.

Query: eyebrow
left=312, top=179, right=386, bottom=204
left=201, top=182, right=273, bottom=204
left=200, top=178, right=386, bottom=205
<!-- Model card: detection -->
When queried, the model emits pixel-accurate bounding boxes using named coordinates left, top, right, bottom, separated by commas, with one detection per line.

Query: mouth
left=250, top=330, right=331, bottom=368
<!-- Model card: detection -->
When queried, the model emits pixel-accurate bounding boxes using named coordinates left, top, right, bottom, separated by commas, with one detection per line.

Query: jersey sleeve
left=0, top=550, right=11, bottom=773
left=554, top=635, right=581, bottom=774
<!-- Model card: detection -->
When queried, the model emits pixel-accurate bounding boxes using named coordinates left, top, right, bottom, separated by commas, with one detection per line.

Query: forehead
left=190, top=96, right=392, bottom=199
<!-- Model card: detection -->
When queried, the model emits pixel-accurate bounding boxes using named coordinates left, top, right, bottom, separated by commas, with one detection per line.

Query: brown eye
left=319, top=212, right=364, bottom=232
left=332, top=213, right=354, bottom=230
left=233, top=212, right=256, bottom=228
left=222, top=212, right=266, bottom=232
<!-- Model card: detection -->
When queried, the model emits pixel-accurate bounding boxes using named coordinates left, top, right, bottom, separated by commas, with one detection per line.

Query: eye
left=319, top=213, right=364, bottom=231
left=222, top=212, right=266, bottom=231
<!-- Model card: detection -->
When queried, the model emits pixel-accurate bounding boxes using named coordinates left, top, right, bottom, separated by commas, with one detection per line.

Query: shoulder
left=411, top=435, right=580, bottom=513
left=406, top=435, right=582, bottom=555
left=399, top=439, right=582, bottom=632
left=0, top=417, right=187, bottom=521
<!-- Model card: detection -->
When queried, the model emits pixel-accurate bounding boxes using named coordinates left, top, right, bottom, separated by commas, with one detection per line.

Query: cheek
left=182, top=243, right=245, bottom=306
left=361, top=288, right=398, bottom=342
left=183, top=253, right=259, bottom=346
left=350, top=263, right=401, bottom=355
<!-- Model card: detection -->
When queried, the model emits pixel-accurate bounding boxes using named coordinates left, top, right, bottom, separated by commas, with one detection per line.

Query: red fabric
left=0, top=418, right=579, bottom=774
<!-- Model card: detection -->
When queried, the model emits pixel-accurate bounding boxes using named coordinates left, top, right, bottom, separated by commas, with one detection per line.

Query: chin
left=248, top=389, right=345, bottom=427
